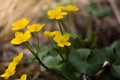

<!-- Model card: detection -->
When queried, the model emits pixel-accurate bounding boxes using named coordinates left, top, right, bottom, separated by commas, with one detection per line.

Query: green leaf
left=111, top=40, right=120, bottom=65
left=76, top=48, right=91, bottom=60
left=111, top=40, right=120, bottom=54
left=61, top=63, right=80, bottom=80
left=96, top=6, right=112, bottom=18
left=71, top=33, right=84, bottom=49
left=40, top=55, right=62, bottom=71
left=110, top=64, right=120, bottom=78
left=87, top=2, right=112, bottom=18
left=25, top=55, right=35, bottom=64
left=47, top=48, right=58, bottom=57
left=70, top=33, right=79, bottom=39
left=100, top=47, right=115, bottom=63
left=69, top=48, right=104, bottom=76
left=38, top=46, right=49, bottom=60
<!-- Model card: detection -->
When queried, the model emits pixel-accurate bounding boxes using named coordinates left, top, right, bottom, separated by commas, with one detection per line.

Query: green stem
left=57, top=21, right=63, bottom=34
left=48, top=38, right=65, bottom=62
left=68, top=12, right=72, bottom=32
left=48, top=37, right=54, bottom=48
left=58, top=51, right=66, bottom=62
left=24, top=42, right=50, bottom=71
left=57, top=48, right=66, bottom=62
left=85, top=15, right=92, bottom=41
left=25, top=42, right=64, bottom=78
left=36, top=32, right=40, bottom=51
left=68, top=12, right=76, bottom=33
left=65, top=47, right=69, bottom=62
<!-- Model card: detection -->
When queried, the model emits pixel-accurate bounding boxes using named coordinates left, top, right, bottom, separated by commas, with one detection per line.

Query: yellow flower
left=27, top=24, right=45, bottom=32
left=12, top=18, right=29, bottom=30
left=13, top=52, right=24, bottom=65
left=43, top=31, right=56, bottom=37
left=0, top=62, right=16, bottom=79
left=16, top=74, right=27, bottom=80
left=53, top=31, right=71, bottom=47
left=1, top=68, right=16, bottom=79
left=63, top=5, right=79, bottom=12
left=0, top=52, right=24, bottom=79
left=47, top=6, right=67, bottom=20
left=11, top=30, right=31, bottom=45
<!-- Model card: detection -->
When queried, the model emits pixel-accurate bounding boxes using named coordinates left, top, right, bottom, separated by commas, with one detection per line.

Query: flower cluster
left=0, top=52, right=24, bottom=79
left=11, top=19, right=45, bottom=45
left=47, top=6, right=67, bottom=20
left=43, top=31, right=71, bottom=47
left=9, top=4, right=79, bottom=80
left=47, top=5, right=79, bottom=20
left=11, top=4, right=79, bottom=46
left=7, top=3, right=120, bottom=80
left=45, top=5, right=79, bottom=47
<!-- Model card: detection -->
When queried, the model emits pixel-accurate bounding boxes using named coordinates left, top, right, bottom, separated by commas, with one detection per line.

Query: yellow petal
left=20, top=74, right=27, bottom=80
left=12, top=18, right=29, bottom=30
left=63, top=33, right=70, bottom=41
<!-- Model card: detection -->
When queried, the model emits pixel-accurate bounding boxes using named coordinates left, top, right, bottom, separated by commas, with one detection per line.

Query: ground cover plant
left=0, top=3, right=120, bottom=80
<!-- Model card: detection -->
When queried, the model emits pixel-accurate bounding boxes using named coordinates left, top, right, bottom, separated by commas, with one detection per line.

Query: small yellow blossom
left=63, top=5, right=79, bottom=12
left=11, top=30, right=31, bottom=45
left=53, top=31, right=71, bottom=47
left=43, top=31, right=56, bottom=37
left=0, top=52, right=24, bottom=79
left=27, top=24, right=45, bottom=32
left=16, top=74, right=27, bottom=80
left=13, top=52, right=24, bottom=65
left=1, top=62, right=16, bottom=79
left=47, top=6, right=67, bottom=20
left=12, top=18, right=29, bottom=30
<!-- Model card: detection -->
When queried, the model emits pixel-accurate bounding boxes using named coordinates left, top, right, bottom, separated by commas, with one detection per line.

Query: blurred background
left=0, top=0, right=120, bottom=80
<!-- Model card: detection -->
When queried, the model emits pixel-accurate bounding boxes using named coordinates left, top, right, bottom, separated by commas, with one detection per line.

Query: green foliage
left=71, top=32, right=97, bottom=49
left=9, top=3, right=120, bottom=80
left=87, top=2, right=112, bottom=18
left=61, top=63, right=81, bottom=80
left=69, top=48, right=104, bottom=76
left=24, top=29, right=120, bottom=80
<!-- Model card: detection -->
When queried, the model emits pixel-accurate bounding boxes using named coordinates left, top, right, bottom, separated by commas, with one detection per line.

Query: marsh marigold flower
left=53, top=31, right=71, bottom=47
left=11, top=31, right=31, bottom=45
left=47, top=6, right=67, bottom=20
left=64, top=5, right=79, bottom=12
left=27, top=24, right=45, bottom=32
left=16, top=74, right=27, bottom=80
left=43, top=31, right=56, bottom=37
left=0, top=52, right=24, bottom=79
left=12, top=18, right=29, bottom=30
left=0, top=62, right=16, bottom=79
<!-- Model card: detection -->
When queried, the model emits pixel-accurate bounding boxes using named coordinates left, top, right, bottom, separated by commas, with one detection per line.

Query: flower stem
left=36, top=32, right=40, bottom=51
left=57, top=21, right=63, bottom=34
left=48, top=37, right=54, bottom=48
left=68, top=12, right=77, bottom=33
left=24, top=41, right=65, bottom=78
left=24, top=41, right=50, bottom=71
left=85, top=15, right=92, bottom=41
left=58, top=51, right=66, bottom=62
left=48, top=38, right=65, bottom=62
